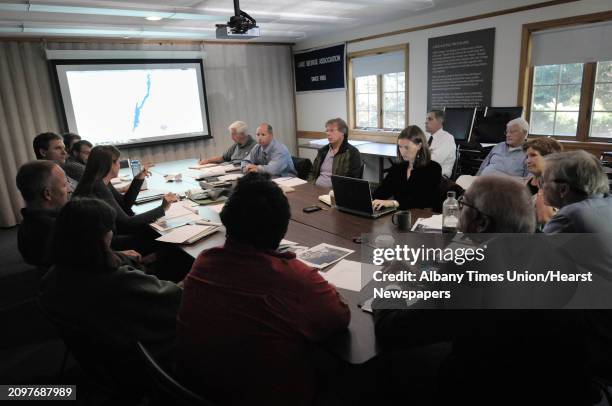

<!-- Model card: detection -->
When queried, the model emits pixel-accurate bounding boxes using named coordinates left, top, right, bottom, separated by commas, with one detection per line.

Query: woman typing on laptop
left=372, top=126, right=441, bottom=210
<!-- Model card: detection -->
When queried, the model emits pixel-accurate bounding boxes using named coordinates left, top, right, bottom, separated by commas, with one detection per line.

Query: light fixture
left=145, top=16, right=163, bottom=21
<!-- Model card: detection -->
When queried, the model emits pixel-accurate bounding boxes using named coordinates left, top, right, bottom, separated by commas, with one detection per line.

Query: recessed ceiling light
left=145, top=16, right=163, bottom=21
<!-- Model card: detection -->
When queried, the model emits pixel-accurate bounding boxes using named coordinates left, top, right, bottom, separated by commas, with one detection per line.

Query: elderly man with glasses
left=540, top=150, right=611, bottom=233
left=457, top=176, right=536, bottom=232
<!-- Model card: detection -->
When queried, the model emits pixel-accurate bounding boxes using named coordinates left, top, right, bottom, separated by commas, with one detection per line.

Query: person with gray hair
left=16, top=160, right=69, bottom=267
left=372, top=176, right=593, bottom=404
left=542, top=150, right=611, bottom=233
left=458, top=175, right=536, bottom=232
left=199, top=120, right=256, bottom=165
left=476, top=117, right=530, bottom=178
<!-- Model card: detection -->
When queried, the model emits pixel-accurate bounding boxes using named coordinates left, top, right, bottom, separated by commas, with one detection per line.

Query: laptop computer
left=331, top=175, right=396, bottom=218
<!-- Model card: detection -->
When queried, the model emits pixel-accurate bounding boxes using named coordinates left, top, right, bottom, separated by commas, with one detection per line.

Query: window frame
left=526, top=62, right=596, bottom=141
left=347, top=44, right=409, bottom=139
left=518, top=11, right=612, bottom=143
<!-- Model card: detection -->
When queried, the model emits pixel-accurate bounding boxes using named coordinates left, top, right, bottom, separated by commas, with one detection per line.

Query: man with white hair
left=476, top=117, right=530, bottom=177
left=542, top=150, right=611, bottom=233
left=199, top=120, right=256, bottom=165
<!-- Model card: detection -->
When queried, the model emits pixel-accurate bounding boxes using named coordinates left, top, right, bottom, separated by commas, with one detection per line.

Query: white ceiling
left=0, top=0, right=484, bottom=42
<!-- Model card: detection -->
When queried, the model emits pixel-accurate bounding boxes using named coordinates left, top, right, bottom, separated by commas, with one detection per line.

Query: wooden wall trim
left=522, top=9, right=612, bottom=31
left=346, top=0, right=578, bottom=45
left=347, top=44, right=409, bottom=58
left=558, top=141, right=612, bottom=157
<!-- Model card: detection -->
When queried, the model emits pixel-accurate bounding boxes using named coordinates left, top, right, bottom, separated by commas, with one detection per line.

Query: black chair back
left=136, top=342, right=217, bottom=406
left=292, top=156, right=312, bottom=180
left=358, top=162, right=365, bottom=179
left=436, top=176, right=465, bottom=212
left=37, top=298, right=146, bottom=400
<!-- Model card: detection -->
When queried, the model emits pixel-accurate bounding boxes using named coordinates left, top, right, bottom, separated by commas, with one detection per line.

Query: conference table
left=129, top=159, right=434, bottom=365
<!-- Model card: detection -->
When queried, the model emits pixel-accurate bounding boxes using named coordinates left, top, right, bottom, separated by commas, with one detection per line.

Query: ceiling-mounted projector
left=216, top=0, right=259, bottom=39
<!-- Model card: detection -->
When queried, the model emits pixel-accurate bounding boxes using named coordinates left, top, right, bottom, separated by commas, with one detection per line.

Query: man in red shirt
left=176, top=172, right=350, bottom=405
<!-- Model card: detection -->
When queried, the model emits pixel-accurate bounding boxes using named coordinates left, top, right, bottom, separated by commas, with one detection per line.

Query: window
left=521, top=18, right=612, bottom=142
left=382, top=72, right=406, bottom=129
left=355, top=75, right=378, bottom=128
left=528, top=61, right=612, bottom=140
left=530, top=63, right=583, bottom=136
left=348, top=45, right=408, bottom=134
left=591, top=61, right=612, bottom=138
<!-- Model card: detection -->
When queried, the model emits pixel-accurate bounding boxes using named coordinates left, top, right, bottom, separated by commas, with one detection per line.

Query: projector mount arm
left=228, top=0, right=257, bottom=34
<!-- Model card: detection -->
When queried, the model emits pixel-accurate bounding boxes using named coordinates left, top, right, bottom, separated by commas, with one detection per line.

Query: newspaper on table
left=411, top=214, right=443, bottom=233
left=297, top=243, right=354, bottom=269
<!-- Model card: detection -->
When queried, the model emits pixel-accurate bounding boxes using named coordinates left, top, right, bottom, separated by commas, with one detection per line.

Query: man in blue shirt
left=242, top=123, right=297, bottom=177
left=476, top=118, right=530, bottom=178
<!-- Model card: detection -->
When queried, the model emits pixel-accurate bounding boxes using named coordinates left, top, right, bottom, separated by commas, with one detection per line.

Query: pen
left=196, top=219, right=223, bottom=227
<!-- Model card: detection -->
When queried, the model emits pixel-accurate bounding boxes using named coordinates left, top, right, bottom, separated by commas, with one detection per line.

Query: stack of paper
left=273, top=177, right=308, bottom=187
left=151, top=213, right=201, bottom=232
left=411, top=214, right=443, bottom=233
left=188, top=163, right=218, bottom=170
left=208, top=203, right=225, bottom=214
left=186, top=166, right=228, bottom=180
left=319, top=260, right=380, bottom=292
left=218, top=173, right=243, bottom=182
left=156, top=224, right=219, bottom=244
left=162, top=202, right=197, bottom=220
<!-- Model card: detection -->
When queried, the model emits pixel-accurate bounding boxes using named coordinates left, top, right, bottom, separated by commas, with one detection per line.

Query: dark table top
left=130, top=160, right=434, bottom=364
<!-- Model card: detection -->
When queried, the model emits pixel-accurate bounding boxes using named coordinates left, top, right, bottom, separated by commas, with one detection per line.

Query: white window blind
left=352, top=51, right=404, bottom=78
left=531, top=21, right=612, bottom=66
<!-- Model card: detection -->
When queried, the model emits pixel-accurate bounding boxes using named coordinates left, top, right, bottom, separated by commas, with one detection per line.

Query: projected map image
left=66, top=68, right=206, bottom=145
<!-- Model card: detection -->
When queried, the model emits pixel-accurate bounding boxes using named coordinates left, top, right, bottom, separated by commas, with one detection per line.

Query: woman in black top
left=74, top=145, right=176, bottom=249
left=373, top=125, right=442, bottom=210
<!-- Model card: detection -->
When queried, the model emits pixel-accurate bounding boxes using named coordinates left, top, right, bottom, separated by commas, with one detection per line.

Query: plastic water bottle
left=442, top=191, right=459, bottom=233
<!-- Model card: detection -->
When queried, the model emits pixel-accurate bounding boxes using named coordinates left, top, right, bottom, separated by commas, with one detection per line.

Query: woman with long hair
left=372, top=125, right=442, bottom=210
left=74, top=145, right=176, bottom=236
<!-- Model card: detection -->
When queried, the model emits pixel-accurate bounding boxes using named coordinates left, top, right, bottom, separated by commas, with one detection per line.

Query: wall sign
left=294, top=44, right=345, bottom=92
left=427, top=28, right=495, bottom=110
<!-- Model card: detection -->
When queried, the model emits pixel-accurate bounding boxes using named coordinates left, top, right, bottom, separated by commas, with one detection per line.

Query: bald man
left=242, top=123, right=296, bottom=177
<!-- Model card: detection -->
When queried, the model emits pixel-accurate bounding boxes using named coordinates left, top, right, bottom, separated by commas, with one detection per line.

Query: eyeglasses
left=457, top=195, right=493, bottom=219
left=538, top=177, right=587, bottom=195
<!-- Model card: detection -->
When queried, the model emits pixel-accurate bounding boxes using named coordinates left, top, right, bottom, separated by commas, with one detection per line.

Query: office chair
left=36, top=298, right=146, bottom=402
left=358, top=162, right=365, bottom=179
left=591, top=376, right=612, bottom=405
left=601, top=152, right=612, bottom=169
left=136, top=341, right=218, bottom=406
left=451, top=149, right=461, bottom=181
left=292, top=156, right=313, bottom=180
